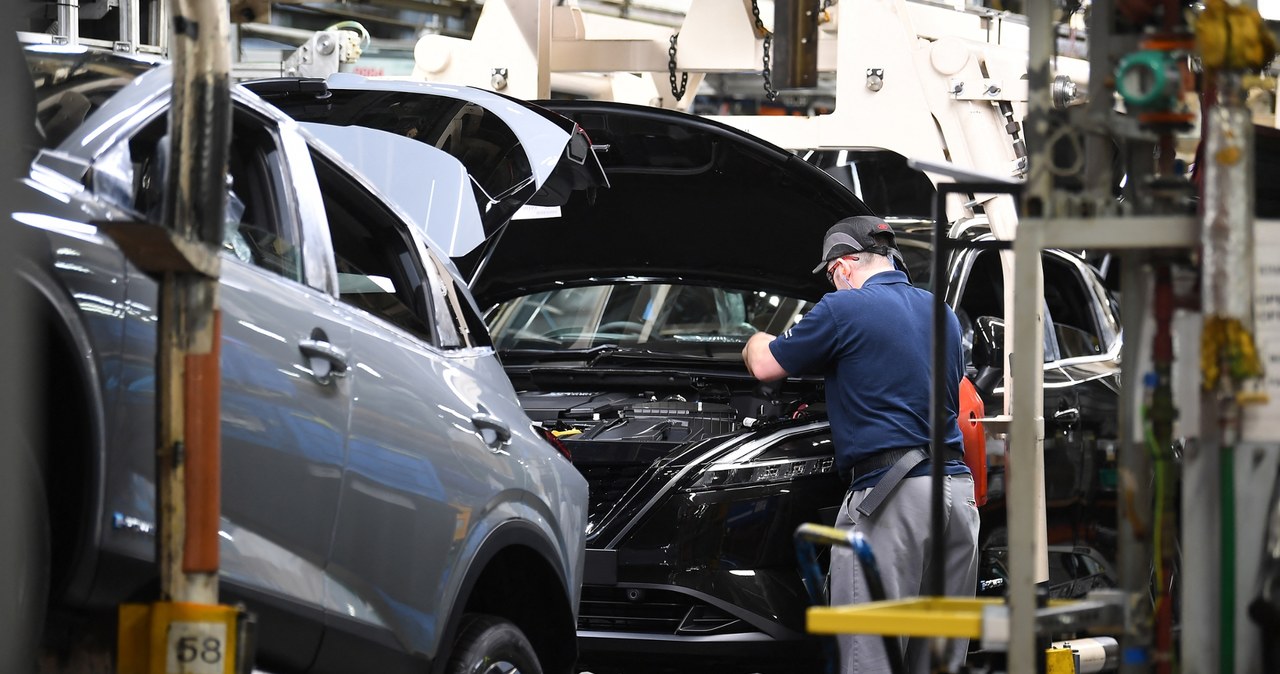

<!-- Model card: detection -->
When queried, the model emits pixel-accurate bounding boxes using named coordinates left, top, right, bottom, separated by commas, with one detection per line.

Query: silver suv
left=20, top=46, right=587, bottom=674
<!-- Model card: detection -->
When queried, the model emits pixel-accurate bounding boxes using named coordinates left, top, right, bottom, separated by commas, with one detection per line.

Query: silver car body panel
left=325, top=74, right=576, bottom=195
left=300, top=121, right=486, bottom=257
left=260, top=74, right=608, bottom=264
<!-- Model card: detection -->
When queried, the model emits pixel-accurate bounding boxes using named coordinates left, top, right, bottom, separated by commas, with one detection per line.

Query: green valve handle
left=1116, top=49, right=1178, bottom=111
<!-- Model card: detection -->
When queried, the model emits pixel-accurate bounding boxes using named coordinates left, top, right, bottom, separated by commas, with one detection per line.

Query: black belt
left=851, top=446, right=963, bottom=478
left=852, top=446, right=964, bottom=518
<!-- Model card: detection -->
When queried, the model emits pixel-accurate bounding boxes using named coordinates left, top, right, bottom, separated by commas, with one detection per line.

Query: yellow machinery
left=795, top=523, right=1122, bottom=674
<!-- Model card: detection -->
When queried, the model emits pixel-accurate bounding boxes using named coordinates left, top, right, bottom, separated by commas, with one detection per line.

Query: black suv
left=466, top=103, right=1122, bottom=674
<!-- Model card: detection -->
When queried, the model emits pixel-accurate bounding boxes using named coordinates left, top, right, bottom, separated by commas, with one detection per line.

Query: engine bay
left=518, top=384, right=824, bottom=448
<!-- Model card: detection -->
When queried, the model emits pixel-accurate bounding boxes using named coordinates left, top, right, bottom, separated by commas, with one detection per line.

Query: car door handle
left=1054, top=405, right=1080, bottom=425
left=471, top=412, right=512, bottom=450
left=299, top=338, right=349, bottom=384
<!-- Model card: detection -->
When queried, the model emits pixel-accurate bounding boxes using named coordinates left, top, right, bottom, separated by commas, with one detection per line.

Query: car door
left=213, top=106, right=354, bottom=662
left=299, top=143, right=530, bottom=669
left=86, top=94, right=354, bottom=670
left=1038, top=252, right=1120, bottom=507
left=951, top=244, right=1120, bottom=523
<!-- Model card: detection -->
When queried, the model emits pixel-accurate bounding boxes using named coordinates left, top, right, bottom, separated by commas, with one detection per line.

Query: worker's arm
left=742, top=332, right=790, bottom=381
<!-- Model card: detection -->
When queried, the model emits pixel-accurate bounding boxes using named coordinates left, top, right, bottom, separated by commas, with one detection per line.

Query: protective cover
left=959, top=375, right=988, bottom=506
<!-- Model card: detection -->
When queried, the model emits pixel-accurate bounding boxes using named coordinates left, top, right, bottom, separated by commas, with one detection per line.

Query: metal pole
left=1008, top=222, right=1046, bottom=674
left=536, top=0, right=551, bottom=99
left=151, top=0, right=171, bottom=56
left=160, top=0, right=232, bottom=605
left=929, top=201, right=950, bottom=603
left=1201, top=71, right=1257, bottom=674
left=119, top=0, right=140, bottom=53
left=110, top=8, right=248, bottom=671
left=929, top=186, right=956, bottom=674
left=56, top=0, right=79, bottom=43
left=1009, top=2, right=1054, bottom=672
left=1117, top=251, right=1154, bottom=674
left=1149, top=263, right=1177, bottom=674
left=1083, top=0, right=1114, bottom=202
left=930, top=182, right=1017, bottom=671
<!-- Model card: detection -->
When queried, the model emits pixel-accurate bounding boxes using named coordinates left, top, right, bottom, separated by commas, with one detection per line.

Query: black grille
left=576, top=461, right=647, bottom=520
left=577, top=586, right=744, bottom=635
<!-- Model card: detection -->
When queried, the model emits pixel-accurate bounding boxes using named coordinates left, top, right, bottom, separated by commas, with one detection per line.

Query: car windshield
left=486, top=283, right=816, bottom=355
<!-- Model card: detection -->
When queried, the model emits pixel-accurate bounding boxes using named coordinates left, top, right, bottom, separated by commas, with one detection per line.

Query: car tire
left=444, top=613, right=543, bottom=674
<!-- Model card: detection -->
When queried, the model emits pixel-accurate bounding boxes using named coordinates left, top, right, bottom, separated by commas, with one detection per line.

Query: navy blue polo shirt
left=768, top=270, right=968, bottom=491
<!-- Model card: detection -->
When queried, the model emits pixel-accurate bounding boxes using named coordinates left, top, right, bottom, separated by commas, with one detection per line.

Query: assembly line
left=6, top=1, right=1280, bottom=673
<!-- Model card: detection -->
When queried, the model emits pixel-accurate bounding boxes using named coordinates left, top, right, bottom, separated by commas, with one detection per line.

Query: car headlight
left=684, top=451, right=835, bottom=491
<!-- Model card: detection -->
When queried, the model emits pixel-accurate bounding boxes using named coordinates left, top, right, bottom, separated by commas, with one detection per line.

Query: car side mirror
left=971, top=316, right=1004, bottom=397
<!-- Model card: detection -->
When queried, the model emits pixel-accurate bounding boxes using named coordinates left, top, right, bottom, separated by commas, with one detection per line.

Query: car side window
left=308, top=148, right=435, bottom=342
left=956, top=249, right=1062, bottom=364
left=421, top=248, right=492, bottom=349
left=101, top=107, right=303, bottom=283
left=1042, top=255, right=1104, bottom=359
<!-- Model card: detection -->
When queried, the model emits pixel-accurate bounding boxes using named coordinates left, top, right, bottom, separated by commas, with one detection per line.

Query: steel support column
left=1008, top=1, right=1054, bottom=671
left=160, top=0, right=232, bottom=606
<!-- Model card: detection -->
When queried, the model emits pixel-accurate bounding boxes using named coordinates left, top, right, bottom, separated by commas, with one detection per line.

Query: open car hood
left=460, top=100, right=874, bottom=307
left=247, top=74, right=607, bottom=254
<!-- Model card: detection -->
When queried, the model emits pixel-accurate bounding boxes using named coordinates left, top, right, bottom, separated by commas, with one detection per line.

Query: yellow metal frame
left=807, top=596, right=1076, bottom=639
left=809, top=597, right=1086, bottom=673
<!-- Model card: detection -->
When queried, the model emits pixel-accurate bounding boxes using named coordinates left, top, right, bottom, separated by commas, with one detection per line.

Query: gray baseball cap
left=811, top=215, right=898, bottom=274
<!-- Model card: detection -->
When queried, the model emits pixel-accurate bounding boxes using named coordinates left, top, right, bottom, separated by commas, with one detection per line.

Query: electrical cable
left=1142, top=408, right=1165, bottom=616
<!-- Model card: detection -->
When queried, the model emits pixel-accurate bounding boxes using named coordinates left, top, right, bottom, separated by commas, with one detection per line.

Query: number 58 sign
left=166, top=622, right=227, bottom=673
left=118, top=602, right=244, bottom=674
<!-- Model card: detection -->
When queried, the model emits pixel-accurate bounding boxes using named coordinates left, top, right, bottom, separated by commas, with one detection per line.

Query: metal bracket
left=282, top=30, right=363, bottom=78
left=978, top=590, right=1126, bottom=652
left=973, top=414, right=1012, bottom=433
left=96, top=221, right=221, bottom=278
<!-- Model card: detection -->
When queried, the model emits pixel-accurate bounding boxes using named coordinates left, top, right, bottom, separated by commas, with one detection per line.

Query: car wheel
left=445, top=614, right=543, bottom=674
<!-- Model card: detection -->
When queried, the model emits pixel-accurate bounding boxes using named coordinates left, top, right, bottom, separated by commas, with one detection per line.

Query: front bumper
left=578, top=626, right=825, bottom=674
left=575, top=579, right=824, bottom=674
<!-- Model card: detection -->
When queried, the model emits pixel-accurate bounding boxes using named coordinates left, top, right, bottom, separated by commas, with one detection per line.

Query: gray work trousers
left=830, top=473, right=980, bottom=674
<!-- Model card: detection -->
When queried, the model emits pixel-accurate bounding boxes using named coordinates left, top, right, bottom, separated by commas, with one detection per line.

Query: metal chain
left=668, top=33, right=689, bottom=101
left=750, top=0, right=778, bottom=101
